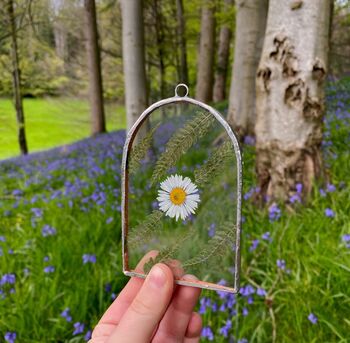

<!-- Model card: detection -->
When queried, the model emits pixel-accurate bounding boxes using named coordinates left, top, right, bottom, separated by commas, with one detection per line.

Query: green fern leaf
left=181, top=222, right=236, bottom=268
left=128, top=210, right=164, bottom=248
left=194, top=140, right=234, bottom=187
left=128, top=125, right=159, bottom=174
left=151, top=112, right=215, bottom=185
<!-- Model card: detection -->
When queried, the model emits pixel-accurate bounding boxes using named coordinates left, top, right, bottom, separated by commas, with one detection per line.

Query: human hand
left=89, top=251, right=202, bottom=343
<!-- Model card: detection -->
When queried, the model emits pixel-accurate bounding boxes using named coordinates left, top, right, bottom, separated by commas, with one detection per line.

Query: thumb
left=107, top=263, right=174, bottom=343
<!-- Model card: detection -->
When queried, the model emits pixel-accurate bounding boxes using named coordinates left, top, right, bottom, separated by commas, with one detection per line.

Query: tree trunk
left=255, top=0, right=332, bottom=201
left=153, top=0, right=166, bottom=101
left=84, top=0, right=106, bottom=136
left=195, top=0, right=215, bottom=103
left=8, top=0, right=28, bottom=155
left=213, top=0, right=233, bottom=102
left=227, top=0, right=268, bottom=137
left=121, top=0, right=148, bottom=132
left=176, top=0, right=188, bottom=85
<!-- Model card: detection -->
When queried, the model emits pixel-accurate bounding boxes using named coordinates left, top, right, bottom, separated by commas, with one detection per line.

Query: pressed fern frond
left=128, top=210, right=163, bottom=248
left=181, top=222, right=236, bottom=268
left=194, top=140, right=234, bottom=187
left=128, top=125, right=159, bottom=174
left=151, top=112, right=215, bottom=185
left=143, top=230, right=193, bottom=273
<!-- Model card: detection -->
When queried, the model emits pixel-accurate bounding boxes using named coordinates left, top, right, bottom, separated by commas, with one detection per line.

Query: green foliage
left=194, top=140, right=234, bottom=186
left=128, top=210, right=164, bottom=248
left=182, top=222, right=236, bottom=268
left=128, top=124, right=159, bottom=174
left=151, top=111, right=215, bottom=185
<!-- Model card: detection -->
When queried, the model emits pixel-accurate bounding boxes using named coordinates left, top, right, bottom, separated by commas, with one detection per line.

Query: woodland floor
left=0, top=79, right=350, bottom=342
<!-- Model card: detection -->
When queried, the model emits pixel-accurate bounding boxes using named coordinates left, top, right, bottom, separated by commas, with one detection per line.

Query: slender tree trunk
left=213, top=0, right=233, bottom=102
left=176, top=0, right=188, bottom=85
left=255, top=0, right=332, bottom=201
left=8, top=0, right=28, bottom=155
left=84, top=0, right=106, bottom=136
left=195, top=0, right=215, bottom=103
left=227, top=0, right=268, bottom=137
left=153, top=0, right=166, bottom=101
left=121, top=0, right=148, bottom=132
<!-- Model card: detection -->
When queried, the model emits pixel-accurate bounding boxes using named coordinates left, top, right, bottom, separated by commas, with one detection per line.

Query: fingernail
left=148, top=264, right=167, bottom=289
left=182, top=274, right=198, bottom=281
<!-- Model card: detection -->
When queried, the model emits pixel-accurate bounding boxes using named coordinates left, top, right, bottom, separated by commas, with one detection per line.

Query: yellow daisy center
left=169, top=187, right=186, bottom=205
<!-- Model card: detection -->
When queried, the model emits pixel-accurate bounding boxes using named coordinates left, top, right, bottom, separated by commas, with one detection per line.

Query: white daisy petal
left=157, top=174, right=200, bottom=221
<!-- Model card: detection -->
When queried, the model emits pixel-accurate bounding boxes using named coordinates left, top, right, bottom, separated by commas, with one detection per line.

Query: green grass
left=0, top=97, right=126, bottom=159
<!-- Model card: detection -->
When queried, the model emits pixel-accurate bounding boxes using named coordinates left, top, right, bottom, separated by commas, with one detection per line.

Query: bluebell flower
left=243, top=135, right=255, bottom=146
left=238, top=339, right=248, bottom=343
left=61, top=307, right=72, bottom=322
left=201, top=326, right=214, bottom=341
left=342, top=234, right=350, bottom=248
left=277, top=259, right=286, bottom=270
left=239, top=284, right=255, bottom=297
left=249, top=239, right=259, bottom=252
left=326, top=183, right=336, bottom=192
left=43, top=256, right=50, bottom=262
left=106, top=217, right=113, bottom=224
left=262, top=231, right=272, bottom=242
left=44, top=266, right=55, bottom=273
left=308, top=313, right=318, bottom=324
left=41, top=225, right=56, bottom=237
left=4, top=332, right=16, bottom=343
left=208, top=223, right=216, bottom=237
left=319, top=188, right=326, bottom=197
left=84, top=330, right=92, bottom=341
left=242, top=307, right=248, bottom=316
left=31, top=208, right=43, bottom=218
left=0, top=236, right=5, bottom=242
left=82, top=254, right=97, bottom=264
left=73, top=322, right=85, bottom=335
left=289, top=193, right=301, bottom=204
left=0, top=273, right=16, bottom=285
left=268, top=204, right=281, bottom=221
left=111, top=293, right=117, bottom=300
left=296, top=183, right=303, bottom=193
left=257, top=288, right=267, bottom=296
left=324, top=208, right=335, bottom=217
left=219, top=319, right=232, bottom=337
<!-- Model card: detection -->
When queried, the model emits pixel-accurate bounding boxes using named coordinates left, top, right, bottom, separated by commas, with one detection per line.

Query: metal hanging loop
left=175, top=83, right=189, bottom=97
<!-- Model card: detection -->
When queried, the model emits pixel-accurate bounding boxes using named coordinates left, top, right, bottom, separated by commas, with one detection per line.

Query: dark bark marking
left=257, top=67, right=271, bottom=92
left=290, top=1, right=303, bottom=10
left=284, top=79, right=304, bottom=106
left=312, top=58, right=326, bottom=82
left=303, top=89, right=323, bottom=119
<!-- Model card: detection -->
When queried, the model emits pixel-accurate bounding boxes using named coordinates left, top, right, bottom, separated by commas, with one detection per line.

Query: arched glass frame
left=121, top=85, right=242, bottom=293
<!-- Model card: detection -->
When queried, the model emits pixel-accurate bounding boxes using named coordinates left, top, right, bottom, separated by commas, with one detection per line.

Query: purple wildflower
left=82, top=254, right=97, bottom=264
left=219, top=319, right=232, bottom=337
left=238, top=339, right=248, bottom=343
left=249, top=239, right=259, bottom=252
left=262, top=231, right=272, bottom=242
left=0, top=236, right=5, bottom=242
left=326, top=183, right=336, bottom=192
left=106, top=217, right=113, bottom=224
left=41, top=225, right=56, bottom=237
left=73, top=322, right=85, bottom=335
left=243, top=135, right=255, bottom=146
left=31, top=208, right=43, bottom=217
left=324, top=208, right=335, bottom=218
left=4, top=332, right=16, bottom=343
left=208, top=223, right=216, bottom=237
left=239, top=284, right=255, bottom=297
left=269, top=203, right=281, bottom=221
left=296, top=183, right=303, bottom=193
left=257, top=288, right=267, bottom=297
left=319, top=188, right=326, bottom=197
left=84, top=330, right=92, bottom=341
left=289, top=193, right=301, bottom=204
left=308, top=313, right=318, bottom=324
left=242, top=307, right=249, bottom=316
left=342, top=234, right=350, bottom=248
left=1, top=273, right=16, bottom=285
left=277, top=259, right=286, bottom=270
left=201, top=326, right=214, bottom=341
left=61, top=307, right=72, bottom=322
left=44, top=266, right=55, bottom=273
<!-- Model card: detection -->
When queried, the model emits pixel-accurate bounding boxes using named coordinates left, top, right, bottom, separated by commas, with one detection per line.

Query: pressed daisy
left=157, top=174, right=200, bottom=221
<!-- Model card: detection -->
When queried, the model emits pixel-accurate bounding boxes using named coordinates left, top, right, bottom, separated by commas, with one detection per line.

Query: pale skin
left=89, top=251, right=202, bottom=343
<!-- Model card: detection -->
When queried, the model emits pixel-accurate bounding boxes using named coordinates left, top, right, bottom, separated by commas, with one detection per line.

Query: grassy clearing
left=0, top=98, right=126, bottom=160
left=0, top=81, right=349, bottom=342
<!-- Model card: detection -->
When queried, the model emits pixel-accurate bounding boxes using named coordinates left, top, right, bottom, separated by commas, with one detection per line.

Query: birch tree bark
left=227, top=0, right=268, bottom=137
left=255, top=0, right=332, bottom=201
left=121, top=0, right=148, bottom=132
left=84, top=0, right=106, bottom=135
left=213, top=0, right=233, bottom=102
left=195, top=0, right=215, bottom=103
left=8, top=0, right=28, bottom=155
